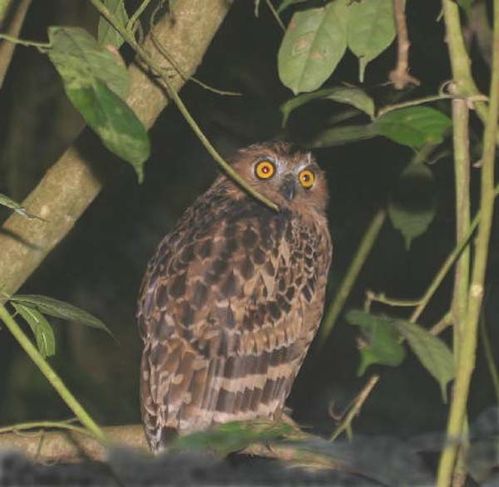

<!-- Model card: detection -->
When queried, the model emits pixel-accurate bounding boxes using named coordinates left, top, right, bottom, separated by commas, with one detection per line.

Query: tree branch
left=389, top=0, right=420, bottom=89
left=437, top=0, right=499, bottom=483
left=0, top=0, right=232, bottom=299
left=0, top=423, right=346, bottom=471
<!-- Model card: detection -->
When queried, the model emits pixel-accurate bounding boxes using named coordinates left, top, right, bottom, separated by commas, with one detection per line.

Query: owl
left=137, top=141, right=332, bottom=452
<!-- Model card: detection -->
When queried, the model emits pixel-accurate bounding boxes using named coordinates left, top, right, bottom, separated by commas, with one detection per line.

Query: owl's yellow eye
left=255, top=160, right=276, bottom=179
left=298, top=169, right=316, bottom=189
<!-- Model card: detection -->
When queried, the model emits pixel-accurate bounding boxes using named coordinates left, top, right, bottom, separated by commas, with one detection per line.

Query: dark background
left=0, top=0, right=497, bottom=442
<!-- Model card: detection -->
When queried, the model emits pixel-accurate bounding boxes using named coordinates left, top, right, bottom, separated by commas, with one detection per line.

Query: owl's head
left=228, top=141, right=329, bottom=215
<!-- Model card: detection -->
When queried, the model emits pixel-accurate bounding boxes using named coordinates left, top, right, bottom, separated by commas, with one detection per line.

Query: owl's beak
left=280, top=177, right=296, bottom=201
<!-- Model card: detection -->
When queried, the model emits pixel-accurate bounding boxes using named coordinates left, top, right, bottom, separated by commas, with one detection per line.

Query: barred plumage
left=137, top=141, right=332, bottom=452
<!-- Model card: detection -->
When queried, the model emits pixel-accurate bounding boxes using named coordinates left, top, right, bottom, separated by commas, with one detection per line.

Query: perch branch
left=0, top=422, right=348, bottom=471
left=0, top=0, right=232, bottom=299
left=0, top=0, right=31, bottom=89
left=389, top=0, right=420, bottom=89
left=437, top=0, right=499, bottom=483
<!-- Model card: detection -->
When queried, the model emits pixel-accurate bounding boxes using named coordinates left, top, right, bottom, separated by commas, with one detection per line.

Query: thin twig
left=0, top=0, right=32, bottom=89
left=366, top=291, right=422, bottom=308
left=318, top=208, right=386, bottom=348
left=0, top=420, right=91, bottom=437
left=429, top=313, right=452, bottom=336
left=0, top=303, right=106, bottom=441
left=127, top=0, right=153, bottom=32
left=388, top=0, right=420, bottom=89
left=150, top=30, right=242, bottom=96
left=0, top=33, right=49, bottom=49
left=330, top=375, right=379, bottom=441
left=378, top=95, right=453, bottom=118
left=264, top=0, right=285, bottom=31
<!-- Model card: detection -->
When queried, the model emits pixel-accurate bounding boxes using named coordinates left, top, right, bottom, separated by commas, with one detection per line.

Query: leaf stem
left=0, top=33, right=50, bottom=49
left=0, top=303, right=106, bottom=441
left=90, top=0, right=278, bottom=211
left=264, top=0, right=285, bottom=31
left=436, top=0, right=499, bottom=483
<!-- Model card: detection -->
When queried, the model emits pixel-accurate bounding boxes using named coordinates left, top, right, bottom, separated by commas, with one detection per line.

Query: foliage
left=0, top=0, right=498, bottom=485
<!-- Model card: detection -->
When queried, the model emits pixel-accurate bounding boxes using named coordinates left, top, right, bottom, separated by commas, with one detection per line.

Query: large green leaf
left=10, top=295, right=113, bottom=336
left=346, top=310, right=406, bottom=375
left=278, top=1, right=349, bottom=94
left=13, top=302, right=56, bottom=358
left=374, top=107, right=452, bottom=148
left=48, top=26, right=149, bottom=182
left=172, top=420, right=295, bottom=456
left=388, top=162, right=436, bottom=249
left=281, top=85, right=375, bottom=126
left=393, top=320, right=454, bottom=402
left=97, top=0, right=128, bottom=48
left=347, top=0, right=396, bottom=81
left=0, top=193, right=39, bottom=219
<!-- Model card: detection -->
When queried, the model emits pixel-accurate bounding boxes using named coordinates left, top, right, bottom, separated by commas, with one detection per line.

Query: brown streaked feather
left=138, top=142, right=332, bottom=452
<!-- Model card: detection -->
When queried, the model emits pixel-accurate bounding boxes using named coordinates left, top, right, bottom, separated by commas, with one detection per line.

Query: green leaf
left=97, top=0, right=128, bottom=48
left=172, top=420, right=295, bottom=456
left=0, top=193, right=40, bottom=220
left=388, top=162, right=436, bottom=249
left=374, top=107, right=452, bottom=148
left=278, top=0, right=309, bottom=13
left=10, top=295, right=113, bottom=337
left=346, top=310, right=405, bottom=375
left=280, top=86, right=375, bottom=126
left=13, top=302, right=56, bottom=358
left=393, top=320, right=454, bottom=402
left=309, top=123, right=377, bottom=148
left=48, top=26, right=128, bottom=97
left=347, top=0, right=396, bottom=81
left=48, top=26, right=149, bottom=182
left=278, top=1, right=349, bottom=94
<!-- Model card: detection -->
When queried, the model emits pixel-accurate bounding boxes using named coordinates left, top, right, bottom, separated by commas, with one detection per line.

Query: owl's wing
left=138, top=202, right=330, bottom=449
